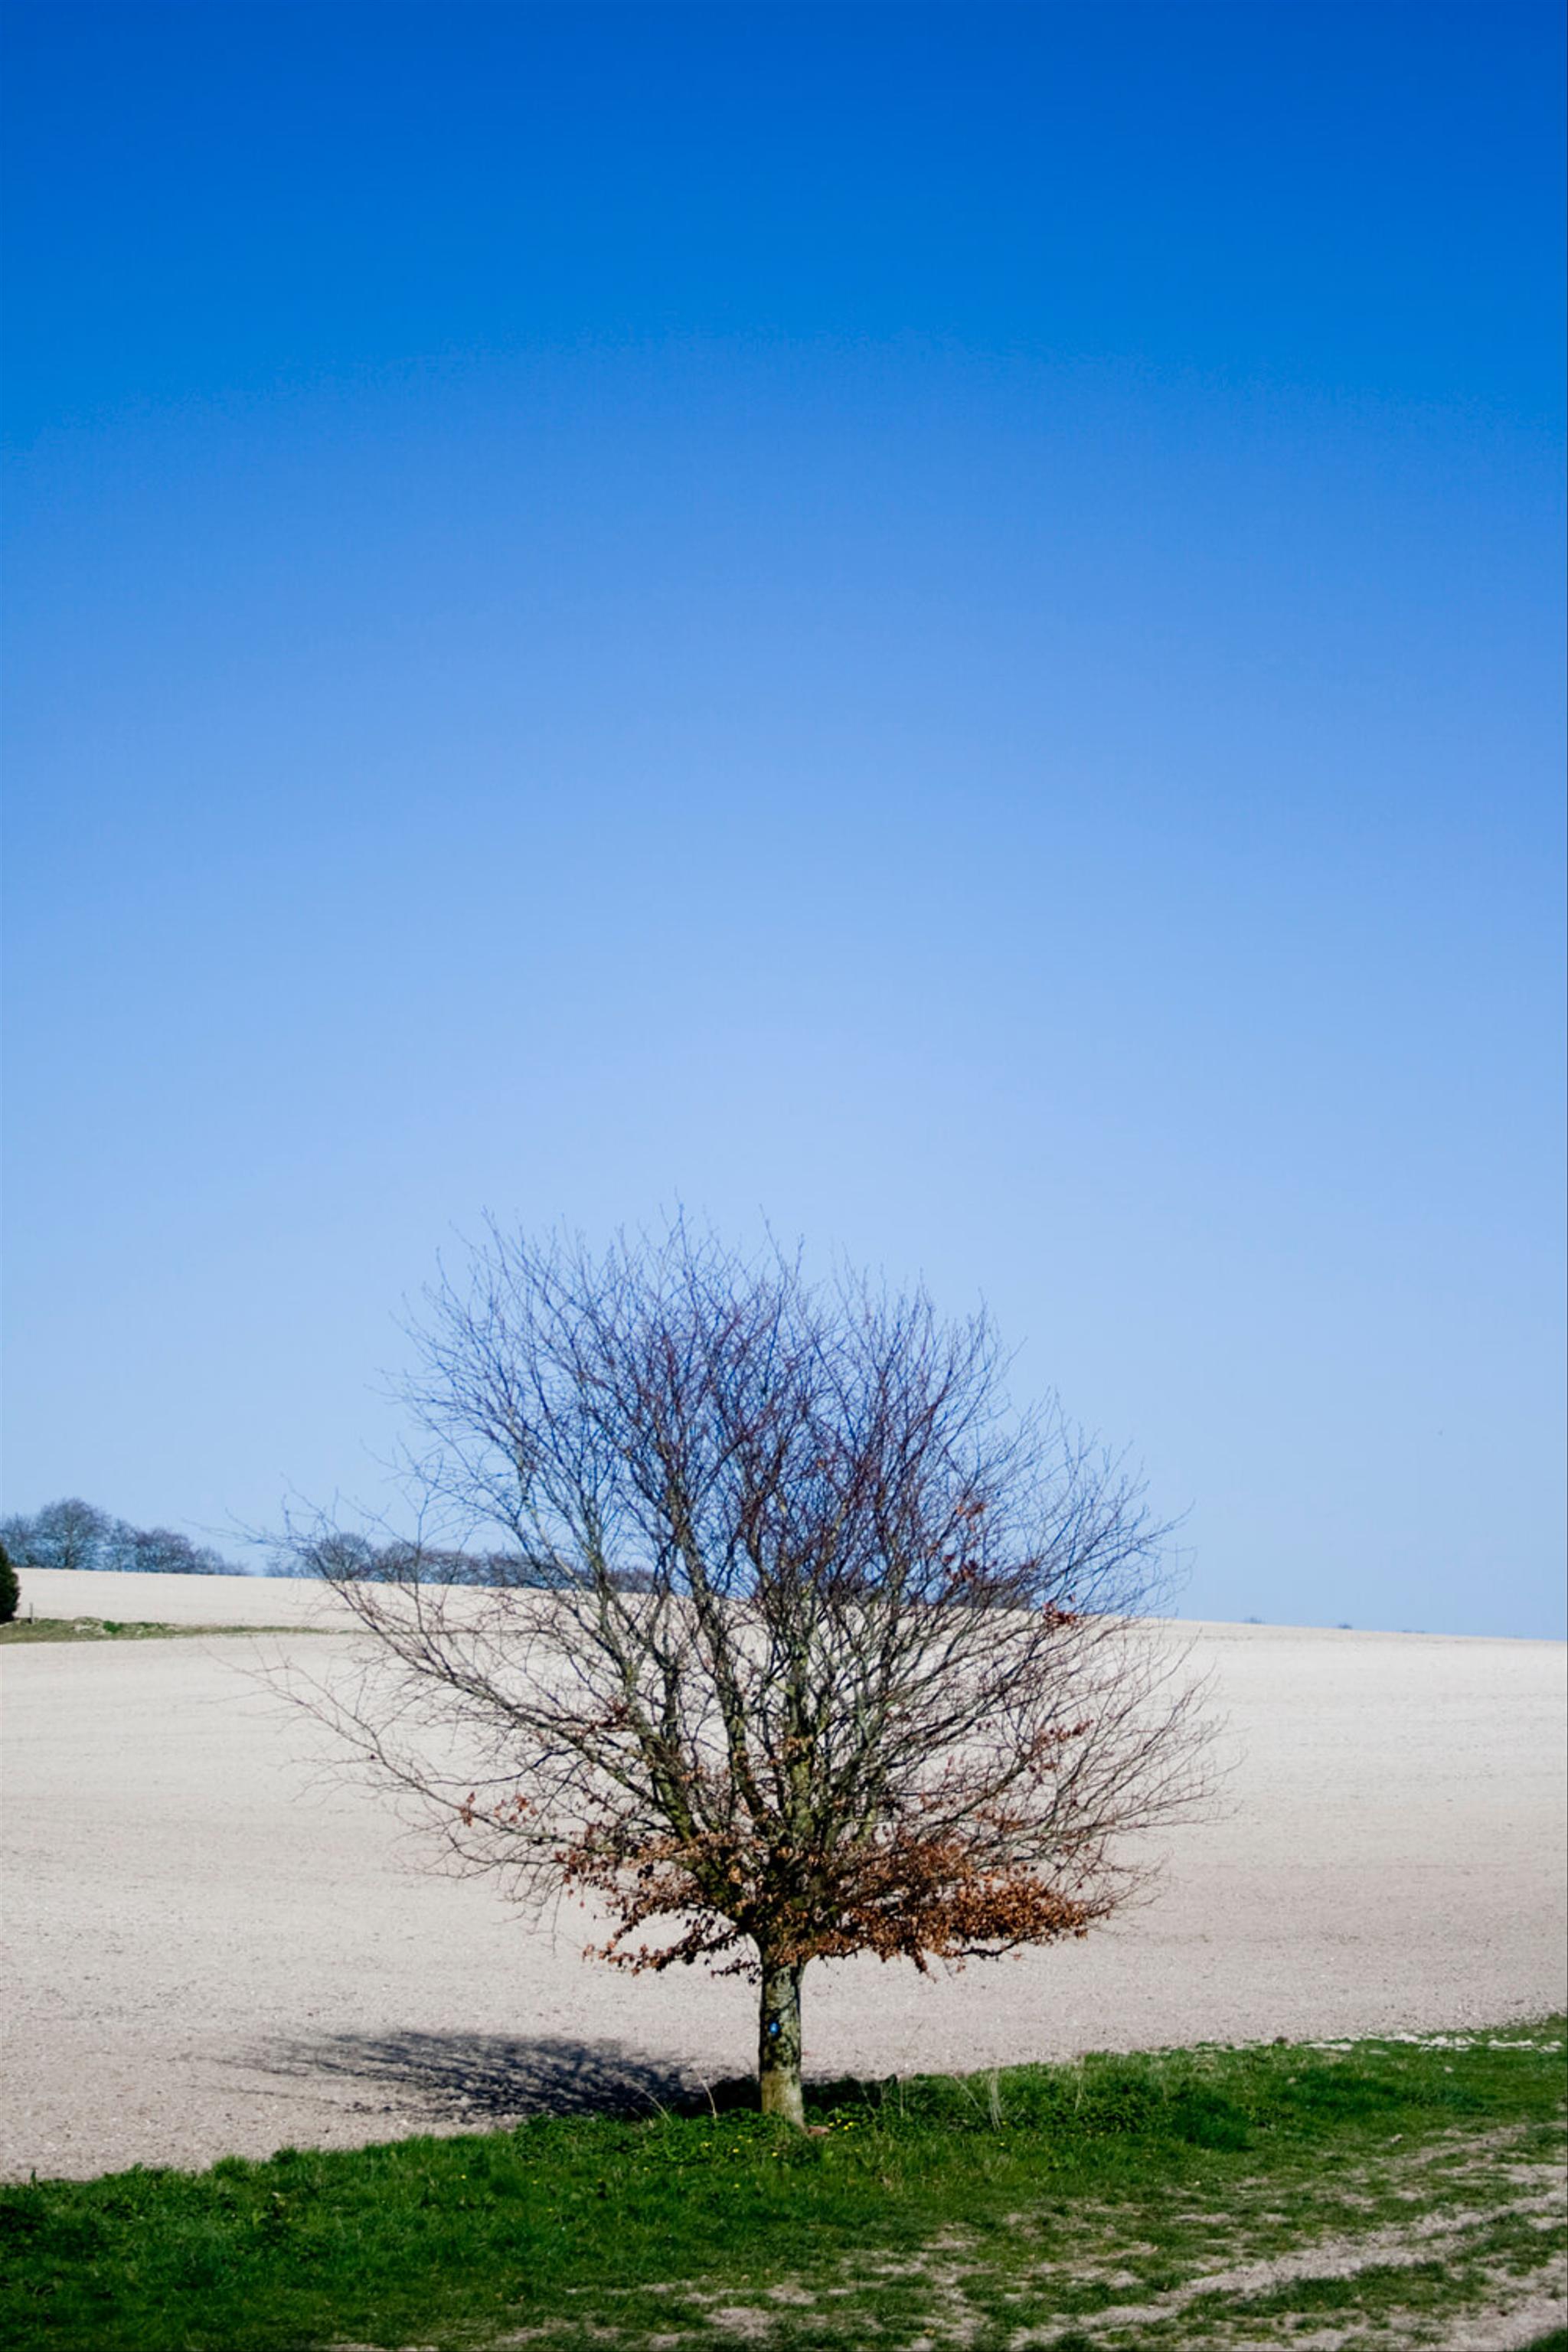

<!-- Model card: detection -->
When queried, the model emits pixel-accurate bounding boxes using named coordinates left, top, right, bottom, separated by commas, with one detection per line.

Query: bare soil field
left=2, top=1573, right=1563, bottom=2182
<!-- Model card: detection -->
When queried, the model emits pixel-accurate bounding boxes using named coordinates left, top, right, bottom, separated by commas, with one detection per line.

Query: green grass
left=0, top=1616, right=316, bottom=1643
left=2, top=2021, right=1562, bottom=2350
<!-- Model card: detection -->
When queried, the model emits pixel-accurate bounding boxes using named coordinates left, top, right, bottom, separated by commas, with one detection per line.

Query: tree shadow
left=253, top=2029, right=760, bottom=2124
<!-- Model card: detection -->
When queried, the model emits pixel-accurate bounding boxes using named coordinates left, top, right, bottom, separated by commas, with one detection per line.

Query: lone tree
left=292, top=1223, right=1208, bottom=2126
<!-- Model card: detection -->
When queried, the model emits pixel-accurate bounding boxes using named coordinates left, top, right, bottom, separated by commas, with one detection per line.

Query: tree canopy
left=287, top=1222, right=1210, bottom=2122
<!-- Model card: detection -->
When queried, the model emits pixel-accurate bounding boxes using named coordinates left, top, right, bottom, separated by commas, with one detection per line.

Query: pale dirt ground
left=2, top=1573, right=1563, bottom=2182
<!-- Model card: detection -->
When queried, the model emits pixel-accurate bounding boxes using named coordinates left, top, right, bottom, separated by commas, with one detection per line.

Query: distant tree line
left=0, top=1495, right=655, bottom=1587
left=0, top=1498, right=237, bottom=1577
left=282, top=1528, right=652, bottom=1591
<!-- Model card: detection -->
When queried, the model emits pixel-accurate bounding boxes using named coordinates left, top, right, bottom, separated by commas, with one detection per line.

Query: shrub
left=0, top=1542, right=18, bottom=1625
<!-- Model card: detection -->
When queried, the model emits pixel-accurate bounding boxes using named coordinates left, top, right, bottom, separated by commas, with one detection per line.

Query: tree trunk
left=757, top=1957, right=805, bottom=2126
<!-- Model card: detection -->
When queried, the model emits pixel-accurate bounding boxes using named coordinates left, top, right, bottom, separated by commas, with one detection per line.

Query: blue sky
left=3, top=2, right=1563, bottom=1634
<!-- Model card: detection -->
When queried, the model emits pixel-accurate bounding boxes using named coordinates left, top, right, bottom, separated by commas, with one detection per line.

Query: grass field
left=2, top=2020, right=1562, bottom=2350
left=0, top=1616, right=315, bottom=1643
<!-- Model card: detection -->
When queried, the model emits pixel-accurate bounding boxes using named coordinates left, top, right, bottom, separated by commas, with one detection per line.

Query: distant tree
left=281, top=1529, right=381, bottom=1581
left=0, top=1498, right=114, bottom=1573
left=286, top=1222, right=1210, bottom=2127
left=0, top=1540, right=18, bottom=1624
left=360, top=1540, right=508, bottom=1588
left=107, top=1524, right=230, bottom=1576
left=280, top=1529, right=631, bottom=1589
left=0, top=1500, right=232, bottom=1574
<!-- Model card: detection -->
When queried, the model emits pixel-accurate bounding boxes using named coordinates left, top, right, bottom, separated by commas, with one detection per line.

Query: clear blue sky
left=3, top=2, right=1563, bottom=1635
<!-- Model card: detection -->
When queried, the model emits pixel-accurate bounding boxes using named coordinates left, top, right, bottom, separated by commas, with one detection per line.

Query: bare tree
left=0, top=1499, right=231, bottom=1575
left=111, top=1524, right=230, bottom=1576
left=278, top=1529, right=569, bottom=1589
left=0, top=1498, right=113, bottom=1573
left=288, top=1223, right=1209, bottom=2127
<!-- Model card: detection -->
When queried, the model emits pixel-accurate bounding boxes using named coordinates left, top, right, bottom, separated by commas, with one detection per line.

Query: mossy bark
left=758, top=1959, right=805, bottom=2126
